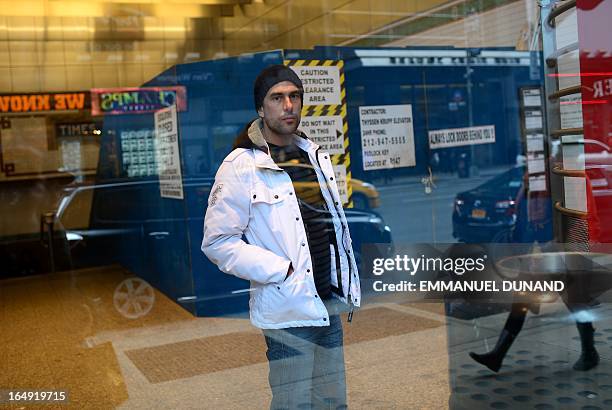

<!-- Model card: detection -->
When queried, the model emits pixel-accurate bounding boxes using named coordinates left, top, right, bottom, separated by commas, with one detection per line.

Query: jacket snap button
left=323, top=318, right=327, bottom=321
left=301, top=243, right=306, bottom=246
left=314, top=295, right=318, bottom=298
left=295, top=217, right=299, bottom=221
left=274, top=195, right=278, bottom=199
left=277, top=286, right=280, bottom=290
left=329, top=177, right=334, bottom=181
left=324, top=156, right=328, bottom=159
left=307, top=269, right=310, bottom=273
left=253, top=194, right=256, bottom=199
left=289, top=192, right=293, bottom=195
left=334, top=201, right=338, bottom=206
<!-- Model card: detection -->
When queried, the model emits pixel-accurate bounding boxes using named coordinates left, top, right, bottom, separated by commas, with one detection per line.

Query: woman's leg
left=469, top=302, right=529, bottom=372
left=561, top=287, right=600, bottom=371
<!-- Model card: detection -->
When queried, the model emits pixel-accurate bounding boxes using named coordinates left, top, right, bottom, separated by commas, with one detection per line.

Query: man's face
left=259, top=81, right=302, bottom=139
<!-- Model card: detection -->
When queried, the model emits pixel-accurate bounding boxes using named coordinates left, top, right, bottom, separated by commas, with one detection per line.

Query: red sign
left=577, top=0, right=612, bottom=243
left=0, top=92, right=89, bottom=113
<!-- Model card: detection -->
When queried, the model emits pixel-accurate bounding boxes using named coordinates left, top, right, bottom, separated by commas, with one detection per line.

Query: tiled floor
left=2, top=265, right=612, bottom=409
left=448, top=303, right=612, bottom=409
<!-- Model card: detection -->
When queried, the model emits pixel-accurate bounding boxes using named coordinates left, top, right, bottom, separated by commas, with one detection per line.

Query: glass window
left=2, top=1, right=611, bottom=408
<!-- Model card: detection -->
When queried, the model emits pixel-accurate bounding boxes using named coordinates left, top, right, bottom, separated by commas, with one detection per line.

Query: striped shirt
left=269, top=143, right=336, bottom=299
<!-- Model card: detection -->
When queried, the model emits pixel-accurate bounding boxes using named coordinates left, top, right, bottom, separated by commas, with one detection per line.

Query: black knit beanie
left=253, top=65, right=304, bottom=112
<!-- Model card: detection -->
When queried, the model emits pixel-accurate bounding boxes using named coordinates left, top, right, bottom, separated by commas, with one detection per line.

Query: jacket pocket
left=262, top=272, right=313, bottom=323
left=260, top=280, right=290, bottom=322
left=250, top=183, right=289, bottom=241
left=251, top=183, right=285, bottom=205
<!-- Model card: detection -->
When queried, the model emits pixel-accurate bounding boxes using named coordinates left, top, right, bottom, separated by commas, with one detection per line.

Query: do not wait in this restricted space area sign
left=299, top=115, right=344, bottom=154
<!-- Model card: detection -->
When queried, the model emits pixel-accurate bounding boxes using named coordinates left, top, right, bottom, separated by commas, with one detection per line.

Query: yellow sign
left=285, top=59, right=353, bottom=207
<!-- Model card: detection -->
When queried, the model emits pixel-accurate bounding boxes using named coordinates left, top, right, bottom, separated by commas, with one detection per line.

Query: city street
left=374, top=166, right=510, bottom=244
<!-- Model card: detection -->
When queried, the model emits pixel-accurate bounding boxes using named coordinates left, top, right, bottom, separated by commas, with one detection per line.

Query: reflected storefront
left=1, top=0, right=612, bottom=409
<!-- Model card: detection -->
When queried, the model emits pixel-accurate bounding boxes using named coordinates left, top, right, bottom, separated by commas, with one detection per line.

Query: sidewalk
left=2, top=265, right=611, bottom=409
left=373, top=165, right=512, bottom=191
left=448, top=302, right=612, bottom=409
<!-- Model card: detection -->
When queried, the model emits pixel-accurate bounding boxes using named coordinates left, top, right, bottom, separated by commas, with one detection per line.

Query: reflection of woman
left=470, top=176, right=602, bottom=372
left=469, top=292, right=599, bottom=372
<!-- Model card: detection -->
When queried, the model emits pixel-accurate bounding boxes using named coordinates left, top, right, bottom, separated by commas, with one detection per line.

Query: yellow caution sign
left=284, top=59, right=353, bottom=207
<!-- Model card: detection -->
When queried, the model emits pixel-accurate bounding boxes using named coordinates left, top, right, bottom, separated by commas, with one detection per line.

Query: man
left=202, top=64, right=361, bottom=410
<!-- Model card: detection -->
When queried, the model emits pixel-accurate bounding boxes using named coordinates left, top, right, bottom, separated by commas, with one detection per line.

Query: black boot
left=469, top=330, right=515, bottom=373
left=573, top=322, right=599, bottom=371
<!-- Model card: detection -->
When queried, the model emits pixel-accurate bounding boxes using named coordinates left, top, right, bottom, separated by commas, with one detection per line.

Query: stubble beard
left=264, top=116, right=300, bottom=139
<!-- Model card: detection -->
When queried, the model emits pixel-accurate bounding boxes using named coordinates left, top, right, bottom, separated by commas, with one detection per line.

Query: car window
left=91, top=183, right=159, bottom=224
left=57, top=188, right=95, bottom=230
left=476, top=167, right=524, bottom=191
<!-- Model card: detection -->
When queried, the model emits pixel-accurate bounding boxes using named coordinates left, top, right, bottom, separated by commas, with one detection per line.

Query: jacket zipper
left=314, top=148, right=354, bottom=322
left=275, top=152, right=337, bottom=324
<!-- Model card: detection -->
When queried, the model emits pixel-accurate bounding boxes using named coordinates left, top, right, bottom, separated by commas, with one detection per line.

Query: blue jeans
left=262, top=313, right=347, bottom=410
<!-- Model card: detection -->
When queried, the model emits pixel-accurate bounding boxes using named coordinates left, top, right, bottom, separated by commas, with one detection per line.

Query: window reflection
left=1, top=0, right=611, bottom=408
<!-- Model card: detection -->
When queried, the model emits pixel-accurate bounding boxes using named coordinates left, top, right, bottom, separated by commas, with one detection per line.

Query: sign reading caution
left=290, top=65, right=342, bottom=105
left=285, top=60, right=352, bottom=206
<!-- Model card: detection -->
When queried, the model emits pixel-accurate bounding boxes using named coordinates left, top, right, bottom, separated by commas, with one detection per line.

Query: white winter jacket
left=202, top=119, right=361, bottom=329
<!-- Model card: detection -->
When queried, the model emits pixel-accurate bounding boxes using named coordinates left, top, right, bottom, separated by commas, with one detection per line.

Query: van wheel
left=113, top=278, right=156, bottom=319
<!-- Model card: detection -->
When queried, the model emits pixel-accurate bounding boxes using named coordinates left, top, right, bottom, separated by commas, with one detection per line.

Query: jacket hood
left=232, top=118, right=314, bottom=153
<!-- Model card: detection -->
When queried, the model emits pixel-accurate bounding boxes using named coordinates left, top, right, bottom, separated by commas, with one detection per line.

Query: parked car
left=452, top=166, right=525, bottom=243
left=52, top=176, right=392, bottom=315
